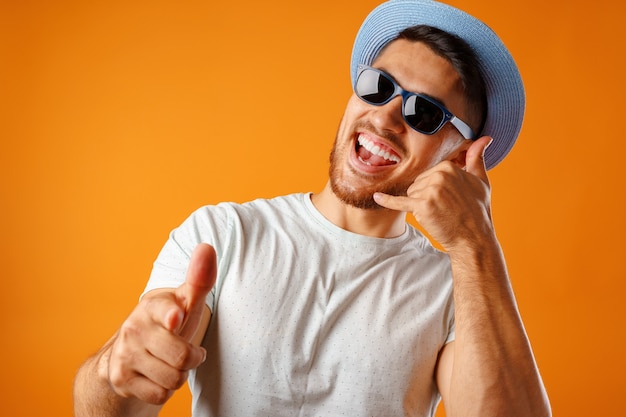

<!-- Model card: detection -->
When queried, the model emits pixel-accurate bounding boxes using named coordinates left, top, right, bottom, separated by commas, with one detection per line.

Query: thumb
left=181, top=243, right=217, bottom=307
left=465, top=136, right=492, bottom=181
left=172, top=243, right=217, bottom=338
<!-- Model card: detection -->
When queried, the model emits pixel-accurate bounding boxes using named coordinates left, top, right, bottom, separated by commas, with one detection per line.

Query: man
left=74, top=0, right=551, bottom=416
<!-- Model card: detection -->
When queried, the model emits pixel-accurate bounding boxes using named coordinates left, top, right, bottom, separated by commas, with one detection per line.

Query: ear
left=448, top=139, right=472, bottom=169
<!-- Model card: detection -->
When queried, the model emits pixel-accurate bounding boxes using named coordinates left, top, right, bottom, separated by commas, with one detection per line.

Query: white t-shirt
left=145, top=193, right=455, bottom=417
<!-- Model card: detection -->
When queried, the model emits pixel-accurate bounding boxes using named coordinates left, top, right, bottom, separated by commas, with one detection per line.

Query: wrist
left=446, top=232, right=508, bottom=282
left=445, top=227, right=499, bottom=259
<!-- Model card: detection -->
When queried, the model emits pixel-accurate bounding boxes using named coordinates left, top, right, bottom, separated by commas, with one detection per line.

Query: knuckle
left=143, top=294, right=164, bottom=309
left=145, top=387, right=173, bottom=405
left=425, top=182, right=449, bottom=204
left=107, top=362, right=133, bottom=394
left=107, top=366, right=124, bottom=388
left=433, top=166, right=455, bottom=181
left=422, top=196, right=441, bottom=216
left=107, top=335, right=143, bottom=390
left=119, top=319, right=141, bottom=340
left=141, top=295, right=165, bottom=317
left=171, top=345, right=195, bottom=369
left=171, top=370, right=190, bottom=390
left=155, top=366, right=189, bottom=392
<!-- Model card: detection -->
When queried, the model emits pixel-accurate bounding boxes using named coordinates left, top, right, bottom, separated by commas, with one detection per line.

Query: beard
left=327, top=128, right=413, bottom=210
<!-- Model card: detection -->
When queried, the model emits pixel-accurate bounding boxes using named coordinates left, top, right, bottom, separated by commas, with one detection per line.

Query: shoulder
left=183, top=193, right=304, bottom=222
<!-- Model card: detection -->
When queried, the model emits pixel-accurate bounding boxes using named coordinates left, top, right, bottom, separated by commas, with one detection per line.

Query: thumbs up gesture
left=374, top=136, right=494, bottom=252
left=106, top=244, right=217, bottom=405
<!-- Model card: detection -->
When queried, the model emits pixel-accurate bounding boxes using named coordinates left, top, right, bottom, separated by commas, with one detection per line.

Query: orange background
left=1, top=0, right=624, bottom=416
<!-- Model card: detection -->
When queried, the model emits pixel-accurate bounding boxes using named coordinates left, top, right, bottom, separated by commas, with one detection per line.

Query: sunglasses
left=354, top=64, right=475, bottom=140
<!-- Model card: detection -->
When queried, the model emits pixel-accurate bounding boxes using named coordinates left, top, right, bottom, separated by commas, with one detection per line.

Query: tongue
left=357, top=146, right=396, bottom=166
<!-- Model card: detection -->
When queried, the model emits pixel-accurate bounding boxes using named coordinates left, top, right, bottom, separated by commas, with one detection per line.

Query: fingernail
left=485, top=137, right=494, bottom=150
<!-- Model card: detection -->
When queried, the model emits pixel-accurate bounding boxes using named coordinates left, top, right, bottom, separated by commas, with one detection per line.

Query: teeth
left=358, top=136, right=400, bottom=163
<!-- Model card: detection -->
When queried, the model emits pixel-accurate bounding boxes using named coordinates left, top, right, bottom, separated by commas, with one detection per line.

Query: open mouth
left=355, top=134, right=400, bottom=166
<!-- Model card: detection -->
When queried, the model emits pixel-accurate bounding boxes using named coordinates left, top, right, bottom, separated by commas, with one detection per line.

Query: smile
left=355, top=135, right=400, bottom=166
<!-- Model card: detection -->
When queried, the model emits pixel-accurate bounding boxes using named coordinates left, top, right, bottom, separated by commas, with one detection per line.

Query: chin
left=330, top=180, right=381, bottom=210
left=328, top=156, right=408, bottom=210
left=327, top=124, right=410, bottom=210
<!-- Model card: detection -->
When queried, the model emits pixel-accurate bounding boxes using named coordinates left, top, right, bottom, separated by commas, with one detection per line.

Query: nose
left=369, top=95, right=406, bottom=134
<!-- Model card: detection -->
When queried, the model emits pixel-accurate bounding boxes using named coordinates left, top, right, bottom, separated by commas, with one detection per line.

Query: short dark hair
left=392, top=25, right=487, bottom=136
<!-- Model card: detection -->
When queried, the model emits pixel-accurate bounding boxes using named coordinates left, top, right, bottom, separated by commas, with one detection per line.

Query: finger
left=108, top=334, right=178, bottom=405
left=373, top=192, right=419, bottom=212
left=465, top=136, right=492, bottom=182
left=112, top=346, right=189, bottom=394
left=139, top=292, right=185, bottom=334
left=137, top=353, right=191, bottom=391
left=123, top=303, right=208, bottom=371
left=145, top=329, right=207, bottom=371
left=110, top=369, right=175, bottom=405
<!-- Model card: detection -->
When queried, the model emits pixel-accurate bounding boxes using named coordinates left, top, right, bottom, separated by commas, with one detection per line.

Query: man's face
left=329, top=39, right=472, bottom=209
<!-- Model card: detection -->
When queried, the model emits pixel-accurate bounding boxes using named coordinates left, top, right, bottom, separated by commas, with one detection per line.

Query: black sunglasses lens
left=404, top=95, right=444, bottom=134
left=356, top=69, right=395, bottom=104
left=356, top=67, right=446, bottom=135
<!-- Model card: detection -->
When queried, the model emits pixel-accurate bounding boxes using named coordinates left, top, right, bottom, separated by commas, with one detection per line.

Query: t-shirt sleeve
left=142, top=205, right=230, bottom=311
left=444, top=315, right=455, bottom=345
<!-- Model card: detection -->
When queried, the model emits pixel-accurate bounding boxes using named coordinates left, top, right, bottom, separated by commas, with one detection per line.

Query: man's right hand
left=104, top=243, right=217, bottom=405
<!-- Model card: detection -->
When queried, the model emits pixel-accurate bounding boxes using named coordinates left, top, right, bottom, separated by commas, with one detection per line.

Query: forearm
left=444, top=237, right=551, bottom=417
left=73, top=336, right=161, bottom=417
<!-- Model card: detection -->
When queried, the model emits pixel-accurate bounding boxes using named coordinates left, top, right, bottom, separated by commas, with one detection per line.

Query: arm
left=73, top=244, right=216, bottom=417
left=435, top=238, right=549, bottom=416
left=374, top=137, right=550, bottom=417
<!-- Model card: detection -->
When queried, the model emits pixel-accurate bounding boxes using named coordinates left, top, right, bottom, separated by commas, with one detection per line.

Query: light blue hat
left=351, top=0, right=525, bottom=170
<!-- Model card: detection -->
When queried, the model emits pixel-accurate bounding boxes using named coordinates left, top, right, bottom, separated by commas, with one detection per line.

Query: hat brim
left=351, top=0, right=525, bottom=170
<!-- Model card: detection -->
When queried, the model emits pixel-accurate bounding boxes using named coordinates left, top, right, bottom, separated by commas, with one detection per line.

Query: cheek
left=343, top=95, right=364, bottom=118
left=427, top=134, right=467, bottom=167
left=335, top=95, right=364, bottom=141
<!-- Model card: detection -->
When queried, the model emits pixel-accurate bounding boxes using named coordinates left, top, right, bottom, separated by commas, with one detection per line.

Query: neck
left=310, top=182, right=407, bottom=238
